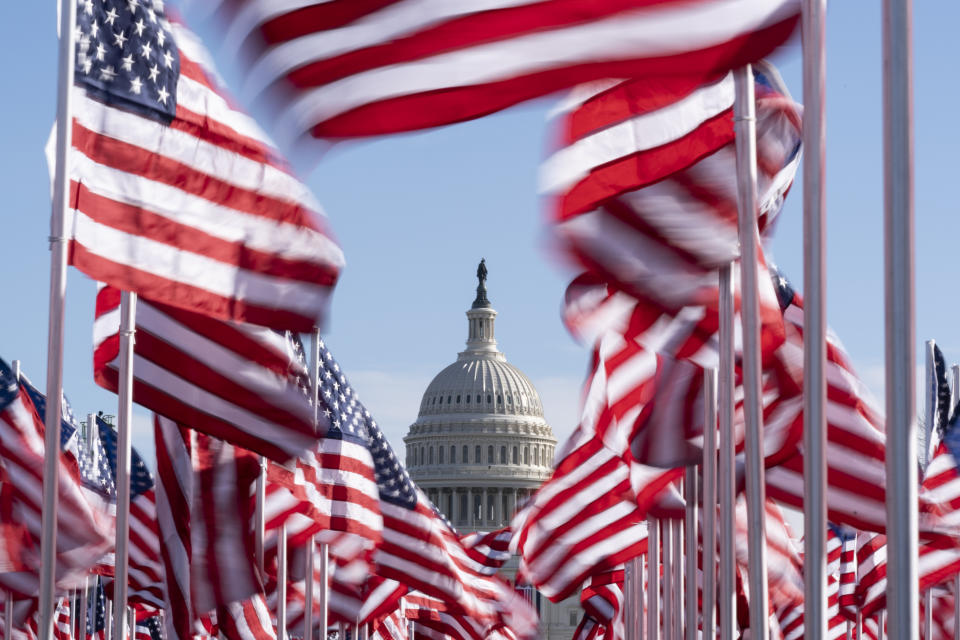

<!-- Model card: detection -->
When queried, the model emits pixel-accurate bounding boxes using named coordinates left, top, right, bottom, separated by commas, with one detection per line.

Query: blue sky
left=2, top=2, right=959, bottom=465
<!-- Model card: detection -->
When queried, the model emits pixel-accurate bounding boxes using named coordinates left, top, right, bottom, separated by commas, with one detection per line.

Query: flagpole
left=717, top=265, right=736, bottom=640
left=801, top=0, right=829, bottom=637
left=662, top=520, right=673, bottom=640
left=310, top=329, right=329, bottom=640
left=105, top=600, right=113, bottom=640
left=41, top=0, right=78, bottom=637
left=278, top=522, right=288, bottom=640
left=701, top=368, right=717, bottom=640
left=255, top=457, right=266, bottom=576
left=10, top=361, right=21, bottom=640
left=647, top=518, right=660, bottom=640
left=636, top=554, right=645, bottom=640
left=78, top=576, right=88, bottom=640
left=113, top=291, right=137, bottom=640
left=684, top=467, right=697, bottom=640
left=732, top=64, right=770, bottom=640
left=883, top=0, right=918, bottom=637
left=672, top=511, right=683, bottom=639
left=318, top=542, right=329, bottom=640
left=923, top=340, right=936, bottom=640
left=305, top=535, right=315, bottom=640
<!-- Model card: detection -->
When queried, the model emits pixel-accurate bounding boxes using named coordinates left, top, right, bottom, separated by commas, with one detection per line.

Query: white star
left=162, top=50, right=174, bottom=69
left=127, top=0, right=139, bottom=12
left=156, top=85, right=169, bottom=105
left=81, top=0, right=94, bottom=15
left=74, top=24, right=83, bottom=42
left=104, top=7, right=119, bottom=26
left=153, top=0, right=164, bottom=10
left=98, top=65, right=117, bottom=82
left=94, top=43, right=107, bottom=61
left=130, top=77, right=142, bottom=94
left=113, top=30, right=127, bottom=48
left=147, top=8, right=157, bottom=23
left=156, top=28, right=166, bottom=47
left=89, top=19, right=100, bottom=38
left=140, top=41, right=153, bottom=59
left=132, top=18, right=146, bottom=37
left=80, top=56, right=93, bottom=74
left=147, top=64, right=160, bottom=82
left=120, top=54, right=134, bottom=71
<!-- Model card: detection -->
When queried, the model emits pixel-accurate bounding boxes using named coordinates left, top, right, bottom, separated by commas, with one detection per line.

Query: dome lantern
left=463, top=258, right=499, bottom=358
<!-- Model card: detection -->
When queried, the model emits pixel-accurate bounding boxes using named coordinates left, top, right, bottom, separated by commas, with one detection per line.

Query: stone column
left=494, top=488, right=502, bottom=526
left=508, top=488, right=516, bottom=521
left=451, top=488, right=459, bottom=525
left=468, top=489, right=475, bottom=529
left=482, top=488, right=488, bottom=527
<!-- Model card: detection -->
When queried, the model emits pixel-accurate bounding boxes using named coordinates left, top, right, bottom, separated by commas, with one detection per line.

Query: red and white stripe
left=52, top=599, right=71, bottom=640
left=65, top=17, right=343, bottom=331
left=191, top=433, right=264, bottom=616
left=216, top=594, right=277, bottom=640
left=544, top=64, right=801, bottom=311
left=580, top=567, right=624, bottom=640
left=95, top=284, right=320, bottom=462
left=513, top=430, right=651, bottom=602
left=458, top=528, right=513, bottom=576
left=155, top=416, right=194, bottom=640
left=0, top=385, right=112, bottom=593
left=128, top=490, right=165, bottom=610
left=215, top=0, right=799, bottom=141
left=372, top=604, right=408, bottom=640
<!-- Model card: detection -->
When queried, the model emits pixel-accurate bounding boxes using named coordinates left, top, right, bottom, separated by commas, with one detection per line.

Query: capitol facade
left=403, top=263, right=579, bottom=639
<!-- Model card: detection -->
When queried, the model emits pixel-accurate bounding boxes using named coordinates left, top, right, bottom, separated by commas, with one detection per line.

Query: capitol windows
left=475, top=445, right=481, bottom=463
left=462, top=445, right=468, bottom=463
left=487, top=494, right=495, bottom=521
left=457, top=395, right=461, bottom=403
left=450, top=445, right=456, bottom=463
left=411, top=449, right=416, bottom=465
left=476, top=395, right=481, bottom=403
left=420, top=446, right=425, bottom=465
left=438, top=447, right=444, bottom=464
left=534, top=447, right=539, bottom=466
left=429, top=447, right=434, bottom=464
left=460, top=493, right=468, bottom=518
left=500, top=446, right=506, bottom=464
left=447, top=396, right=451, bottom=403
left=488, top=445, right=494, bottom=464
left=512, top=447, right=518, bottom=464
left=524, top=446, right=529, bottom=464
left=466, top=395, right=470, bottom=404
left=487, top=395, right=492, bottom=403
left=497, top=395, right=502, bottom=404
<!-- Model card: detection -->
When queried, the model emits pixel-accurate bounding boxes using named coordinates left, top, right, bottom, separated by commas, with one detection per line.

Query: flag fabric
left=371, top=604, right=409, bottom=640
left=543, top=63, right=801, bottom=311
left=0, top=358, right=112, bottom=595
left=62, top=0, right=344, bottom=331
left=154, top=416, right=194, bottom=640
left=134, top=616, right=165, bottom=640
left=214, top=0, right=799, bottom=142
left=53, top=598, right=71, bottom=640
left=579, top=567, right=624, bottom=640
left=263, top=335, right=382, bottom=547
left=216, top=595, right=277, bottom=640
left=85, top=578, right=107, bottom=640
left=458, top=529, right=513, bottom=576
left=94, top=283, right=321, bottom=462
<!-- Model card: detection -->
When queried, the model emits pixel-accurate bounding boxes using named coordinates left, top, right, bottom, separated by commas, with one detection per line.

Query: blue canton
left=0, top=359, right=19, bottom=413
left=97, top=415, right=155, bottom=500
left=137, top=616, right=164, bottom=640
left=17, top=373, right=79, bottom=454
left=315, top=338, right=417, bottom=509
left=74, top=0, right=180, bottom=121
left=86, top=577, right=107, bottom=635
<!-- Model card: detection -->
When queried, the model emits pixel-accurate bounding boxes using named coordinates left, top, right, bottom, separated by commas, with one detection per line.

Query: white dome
left=417, top=355, right=544, bottom=418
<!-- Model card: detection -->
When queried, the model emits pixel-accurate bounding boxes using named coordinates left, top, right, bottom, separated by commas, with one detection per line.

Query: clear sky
left=2, top=2, right=959, bottom=467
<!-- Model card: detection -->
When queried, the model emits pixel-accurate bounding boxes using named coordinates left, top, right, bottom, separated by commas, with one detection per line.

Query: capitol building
left=403, top=263, right=579, bottom=639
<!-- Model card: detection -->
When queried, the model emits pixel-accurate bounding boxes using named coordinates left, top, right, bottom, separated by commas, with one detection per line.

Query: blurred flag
left=84, top=578, right=107, bottom=640
left=94, top=284, right=320, bottom=462
left=214, top=0, right=799, bottom=141
left=134, top=616, right=165, bottom=640
left=58, top=1, right=343, bottom=330
left=52, top=598, right=71, bottom=640
left=579, top=567, right=624, bottom=640
left=543, top=63, right=801, bottom=311
left=0, top=358, right=112, bottom=595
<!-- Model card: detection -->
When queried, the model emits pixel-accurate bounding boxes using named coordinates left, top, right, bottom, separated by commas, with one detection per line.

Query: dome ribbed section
left=417, top=356, right=544, bottom=418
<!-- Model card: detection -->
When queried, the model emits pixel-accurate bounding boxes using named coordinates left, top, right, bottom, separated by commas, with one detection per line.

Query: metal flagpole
left=113, top=292, right=137, bottom=640
left=717, top=265, right=736, bottom=640
left=278, top=523, right=288, bottom=640
left=883, top=0, right=918, bottom=637
left=662, top=520, right=673, bottom=640
left=923, top=340, right=936, bottom=640
left=637, top=554, right=645, bottom=640
left=10, top=362, right=21, bottom=640
left=78, top=576, right=88, bottom=640
left=105, top=600, right=113, bottom=640
left=702, top=368, right=718, bottom=640
left=878, top=610, right=886, bottom=640
left=684, top=468, right=698, bottom=640
left=732, top=64, right=769, bottom=640
left=255, top=457, right=266, bottom=576
left=625, top=559, right=634, bottom=640
left=305, top=535, right=315, bottom=640
left=647, top=518, right=660, bottom=640
left=41, top=1, right=78, bottom=637
left=311, top=329, right=330, bottom=640
left=672, top=512, right=683, bottom=640
left=802, top=0, right=829, bottom=637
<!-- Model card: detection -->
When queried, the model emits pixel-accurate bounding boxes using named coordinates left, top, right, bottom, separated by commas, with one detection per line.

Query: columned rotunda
left=404, top=261, right=557, bottom=530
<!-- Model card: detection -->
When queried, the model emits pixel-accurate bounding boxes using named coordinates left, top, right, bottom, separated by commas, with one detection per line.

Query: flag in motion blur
left=211, top=0, right=799, bottom=142
left=59, top=0, right=344, bottom=331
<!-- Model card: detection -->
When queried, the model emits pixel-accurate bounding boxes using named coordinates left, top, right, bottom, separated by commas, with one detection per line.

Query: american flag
left=83, top=416, right=165, bottom=610
left=64, top=0, right=344, bottom=331
left=85, top=578, right=107, bottom=640
left=0, top=358, right=112, bottom=595
left=154, top=416, right=193, bottom=640
left=543, top=63, right=801, bottom=313
left=579, top=567, right=624, bottom=640
left=263, top=336, right=383, bottom=549
left=94, top=284, right=321, bottom=462
left=16, top=373, right=79, bottom=461
left=135, top=616, right=165, bottom=640
left=371, top=604, right=408, bottom=640
left=458, top=529, right=513, bottom=576
left=53, top=598, right=72, bottom=640
left=212, top=0, right=799, bottom=142
left=216, top=595, right=277, bottom=640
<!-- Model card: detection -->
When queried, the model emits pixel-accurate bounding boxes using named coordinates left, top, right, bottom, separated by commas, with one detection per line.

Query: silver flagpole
left=278, top=522, right=288, bottom=640
left=637, top=554, right=645, bottom=640
left=624, top=559, right=634, bottom=640
left=802, top=0, right=828, bottom=637
left=78, top=576, right=88, bottom=640
left=662, top=520, right=674, bottom=640
left=673, top=511, right=683, bottom=640
left=684, top=468, right=697, bottom=640
left=717, top=265, right=736, bottom=640
left=702, top=368, right=718, bottom=640
left=311, top=329, right=330, bottom=640
left=857, top=612, right=863, bottom=639
left=883, top=0, right=918, bottom=636
left=255, top=457, right=266, bottom=576
left=10, top=362, right=21, bottom=640
left=105, top=600, right=113, bottom=640
left=41, top=1, right=78, bottom=637
left=305, top=535, right=315, bottom=640
left=878, top=610, right=886, bottom=640
left=732, top=64, right=769, bottom=640
left=113, top=291, right=137, bottom=640
left=923, top=340, right=936, bottom=640
left=647, top=518, right=660, bottom=640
